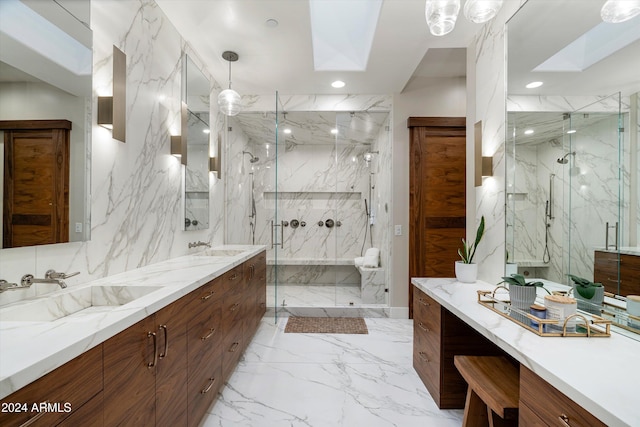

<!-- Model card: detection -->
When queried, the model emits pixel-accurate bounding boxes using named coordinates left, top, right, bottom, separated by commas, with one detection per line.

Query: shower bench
left=266, top=258, right=385, bottom=304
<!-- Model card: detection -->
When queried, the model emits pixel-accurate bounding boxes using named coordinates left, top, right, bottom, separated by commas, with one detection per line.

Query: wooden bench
left=453, top=355, right=519, bottom=427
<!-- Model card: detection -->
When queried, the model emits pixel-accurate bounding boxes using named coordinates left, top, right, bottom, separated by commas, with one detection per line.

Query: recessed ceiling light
left=330, top=128, right=338, bottom=135
left=265, top=18, right=279, bottom=28
left=203, top=129, right=210, bottom=134
left=524, top=129, right=534, bottom=135
left=331, top=80, right=346, bottom=88
left=526, top=81, right=543, bottom=89
left=283, top=128, right=292, bottom=134
left=567, top=129, right=577, bottom=134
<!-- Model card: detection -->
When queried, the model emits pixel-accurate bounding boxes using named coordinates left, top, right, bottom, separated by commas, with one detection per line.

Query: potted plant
left=499, top=273, right=550, bottom=310
left=568, top=274, right=604, bottom=314
left=455, top=216, right=485, bottom=283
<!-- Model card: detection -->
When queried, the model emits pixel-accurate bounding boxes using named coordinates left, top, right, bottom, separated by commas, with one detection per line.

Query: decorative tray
left=477, top=289, right=611, bottom=338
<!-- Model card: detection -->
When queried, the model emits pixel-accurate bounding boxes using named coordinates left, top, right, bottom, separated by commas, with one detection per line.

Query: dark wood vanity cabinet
left=0, top=251, right=267, bottom=427
left=0, top=344, right=103, bottom=427
left=412, top=285, right=504, bottom=409
left=519, top=366, right=606, bottom=427
left=594, top=251, right=640, bottom=296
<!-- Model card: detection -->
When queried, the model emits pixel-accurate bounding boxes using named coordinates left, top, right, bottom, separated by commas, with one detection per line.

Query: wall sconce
left=209, top=133, right=222, bottom=178
left=482, top=156, right=493, bottom=177
left=474, top=120, right=493, bottom=185
left=170, top=102, right=188, bottom=165
left=97, top=46, right=126, bottom=142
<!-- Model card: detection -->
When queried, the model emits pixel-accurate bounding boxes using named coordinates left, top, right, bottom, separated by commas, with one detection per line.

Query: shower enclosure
left=506, top=93, right=626, bottom=289
left=225, top=94, right=391, bottom=317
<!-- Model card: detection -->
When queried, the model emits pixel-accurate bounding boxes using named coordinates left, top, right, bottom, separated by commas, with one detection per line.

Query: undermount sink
left=0, top=285, right=162, bottom=322
left=196, top=249, right=246, bottom=257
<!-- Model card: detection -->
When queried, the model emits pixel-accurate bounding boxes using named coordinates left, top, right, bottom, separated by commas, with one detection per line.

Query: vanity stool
left=453, top=355, right=519, bottom=427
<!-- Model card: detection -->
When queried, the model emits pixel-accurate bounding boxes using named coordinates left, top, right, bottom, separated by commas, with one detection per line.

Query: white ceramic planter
left=509, top=285, right=537, bottom=310
left=455, top=261, right=477, bottom=283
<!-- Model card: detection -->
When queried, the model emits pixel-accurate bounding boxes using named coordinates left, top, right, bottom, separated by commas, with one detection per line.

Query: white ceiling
left=155, top=0, right=478, bottom=96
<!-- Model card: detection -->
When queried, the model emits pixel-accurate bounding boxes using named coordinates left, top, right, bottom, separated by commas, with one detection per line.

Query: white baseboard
left=388, top=307, right=409, bottom=319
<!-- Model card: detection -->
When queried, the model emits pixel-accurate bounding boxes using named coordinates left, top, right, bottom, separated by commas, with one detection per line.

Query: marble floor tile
left=200, top=318, right=463, bottom=427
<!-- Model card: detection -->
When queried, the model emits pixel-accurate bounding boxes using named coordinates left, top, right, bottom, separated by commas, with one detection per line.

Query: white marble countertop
left=0, top=245, right=265, bottom=400
left=412, top=277, right=640, bottom=427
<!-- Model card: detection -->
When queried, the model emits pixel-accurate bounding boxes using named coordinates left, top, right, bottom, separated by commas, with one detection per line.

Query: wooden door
left=1, top=120, right=70, bottom=248
left=408, top=117, right=466, bottom=318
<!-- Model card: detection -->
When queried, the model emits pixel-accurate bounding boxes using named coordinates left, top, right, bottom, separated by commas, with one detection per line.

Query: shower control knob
left=282, top=221, right=289, bottom=227
left=336, top=221, right=342, bottom=227
left=325, top=219, right=335, bottom=228
left=300, top=221, right=306, bottom=227
left=290, top=219, right=300, bottom=229
left=318, top=221, right=324, bottom=227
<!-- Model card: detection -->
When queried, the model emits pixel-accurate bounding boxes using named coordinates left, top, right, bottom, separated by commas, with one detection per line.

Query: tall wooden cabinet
left=408, top=117, right=466, bottom=318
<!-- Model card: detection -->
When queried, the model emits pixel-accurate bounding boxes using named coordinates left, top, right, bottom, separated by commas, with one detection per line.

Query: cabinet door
left=103, top=316, right=156, bottom=427
left=155, top=297, right=189, bottom=426
left=520, top=365, right=606, bottom=427
left=0, top=345, right=103, bottom=427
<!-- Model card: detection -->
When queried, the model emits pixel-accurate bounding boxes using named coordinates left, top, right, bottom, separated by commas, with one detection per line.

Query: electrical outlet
left=75, top=223, right=82, bottom=233
left=394, top=225, right=402, bottom=236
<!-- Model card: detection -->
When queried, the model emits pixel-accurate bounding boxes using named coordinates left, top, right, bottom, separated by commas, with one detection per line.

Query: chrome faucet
left=20, top=269, right=80, bottom=289
left=188, top=241, right=211, bottom=249
left=0, top=280, right=19, bottom=293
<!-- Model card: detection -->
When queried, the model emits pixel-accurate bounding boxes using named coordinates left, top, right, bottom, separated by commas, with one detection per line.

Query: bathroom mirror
left=506, top=0, right=640, bottom=335
left=0, top=0, right=92, bottom=248
left=183, top=55, right=210, bottom=230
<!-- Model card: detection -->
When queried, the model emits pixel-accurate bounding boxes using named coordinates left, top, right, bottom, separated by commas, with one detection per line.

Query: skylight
left=309, top=0, right=383, bottom=71
left=534, top=17, right=640, bottom=72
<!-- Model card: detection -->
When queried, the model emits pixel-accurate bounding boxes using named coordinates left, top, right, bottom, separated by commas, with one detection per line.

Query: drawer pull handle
left=19, top=402, right=48, bottom=427
left=159, top=325, right=168, bottom=359
left=230, top=272, right=238, bottom=281
left=418, top=351, right=429, bottom=362
left=418, top=322, right=430, bottom=332
left=201, top=290, right=215, bottom=301
left=558, top=414, right=571, bottom=427
left=201, top=377, right=216, bottom=394
left=147, top=331, right=158, bottom=368
left=229, top=342, right=239, bottom=352
left=201, top=328, right=216, bottom=341
left=418, top=297, right=430, bottom=306
left=230, top=303, right=240, bottom=312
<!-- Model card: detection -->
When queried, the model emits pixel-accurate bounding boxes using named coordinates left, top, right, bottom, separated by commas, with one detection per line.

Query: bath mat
left=284, top=317, right=368, bottom=334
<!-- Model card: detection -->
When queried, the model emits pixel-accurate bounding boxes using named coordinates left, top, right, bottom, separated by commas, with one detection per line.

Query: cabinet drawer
left=413, top=289, right=440, bottom=329
left=413, top=326, right=440, bottom=397
left=520, top=366, right=606, bottom=427
left=187, top=361, right=222, bottom=427
left=0, top=345, right=103, bottom=427
left=56, top=391, right=103, bottom=427
left=519, top=401, right=547, bottom=426
left=220, top=266, right=244, bottom=297
left=221, top=327, right=243, bottom=381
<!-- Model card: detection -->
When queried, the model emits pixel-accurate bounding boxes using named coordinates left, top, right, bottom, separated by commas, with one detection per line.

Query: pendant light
left=425, top=0, right=461, bottom=36
left=600, top=0, right=640, bottom=23
left=463, top=0, right=504, bottom=23
left=218, top=51, right=242, bottom=116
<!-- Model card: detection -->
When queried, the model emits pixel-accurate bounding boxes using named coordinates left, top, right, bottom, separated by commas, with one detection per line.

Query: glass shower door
left=565, top=93, right=623, bottom=294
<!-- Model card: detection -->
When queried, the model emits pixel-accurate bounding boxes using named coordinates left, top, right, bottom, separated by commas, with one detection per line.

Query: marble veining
left=412, top=277, right=640, bottom=427
left=201, top=317, right=463, bottom=427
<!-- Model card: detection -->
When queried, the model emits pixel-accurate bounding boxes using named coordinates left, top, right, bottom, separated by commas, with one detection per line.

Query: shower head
left=242, top=151, right=259, bottom=163
left=557, top=151, right=575, bottom=164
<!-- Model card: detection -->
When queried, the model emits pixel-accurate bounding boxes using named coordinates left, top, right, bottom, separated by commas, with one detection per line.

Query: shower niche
left=224, top=108, right=391, bottom=313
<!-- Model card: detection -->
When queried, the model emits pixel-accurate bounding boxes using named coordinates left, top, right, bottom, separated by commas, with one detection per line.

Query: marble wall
left=0, top=0, right=224, bottom=306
